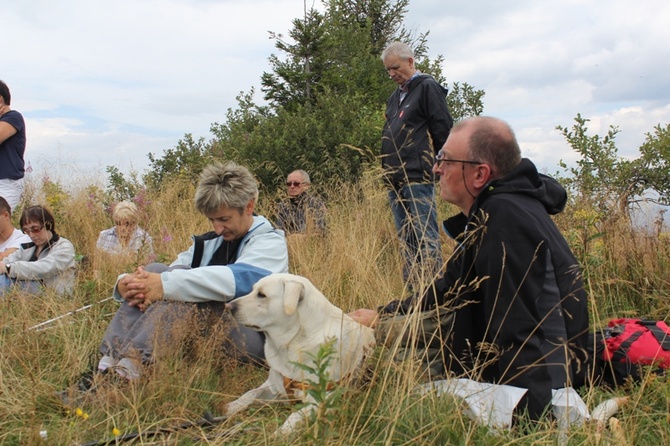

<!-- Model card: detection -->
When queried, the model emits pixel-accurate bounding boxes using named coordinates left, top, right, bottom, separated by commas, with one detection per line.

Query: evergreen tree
left=135, top=0, right=485, bottom=191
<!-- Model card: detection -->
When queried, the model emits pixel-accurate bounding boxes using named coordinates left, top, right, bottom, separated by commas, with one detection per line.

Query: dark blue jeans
left=388, top=183, right=443, bottom=288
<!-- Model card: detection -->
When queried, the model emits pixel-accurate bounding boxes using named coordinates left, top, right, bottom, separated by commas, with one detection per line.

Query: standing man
left=381, top=42, right=453, bottom=289
left=275, top=169, right=327, bottom=235
left=0, top=196, right=30, bottom=260
left=352, top=117, right=589, bottom=420
left=0, top=80, right=27, bottom=212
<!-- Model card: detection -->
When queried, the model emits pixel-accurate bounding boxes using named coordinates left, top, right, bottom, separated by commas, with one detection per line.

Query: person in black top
left=380, top=42, right=453, bottom=289
left=352, top=116, right=588, bottom=420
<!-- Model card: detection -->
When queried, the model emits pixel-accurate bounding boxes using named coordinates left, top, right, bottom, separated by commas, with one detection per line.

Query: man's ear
left=473, top=164, right=493, bottom=189
left=283, top=280, right=305, bottom=315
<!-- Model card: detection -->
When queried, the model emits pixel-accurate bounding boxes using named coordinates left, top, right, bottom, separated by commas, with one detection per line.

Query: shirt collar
left=400, top=70, right=421, bottom=92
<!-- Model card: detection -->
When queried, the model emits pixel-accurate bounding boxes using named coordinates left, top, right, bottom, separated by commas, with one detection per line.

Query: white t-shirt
left=0, top=228, right=31, bottom=257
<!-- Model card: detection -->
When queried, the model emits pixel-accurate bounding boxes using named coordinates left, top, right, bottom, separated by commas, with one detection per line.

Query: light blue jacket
left=113, top=216, right=287, bottom=303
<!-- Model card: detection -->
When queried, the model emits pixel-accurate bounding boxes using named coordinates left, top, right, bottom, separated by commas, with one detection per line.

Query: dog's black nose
left=225, top=301, right=236, bottom=314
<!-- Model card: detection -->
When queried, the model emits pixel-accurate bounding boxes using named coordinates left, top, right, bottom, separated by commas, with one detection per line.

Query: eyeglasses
left=22, top=225, right=45, bottom=235
left=435, top=150, right=481, bottom=168
left=435, top=158, right=482, bottom=167
left=286, top=182, right=307, bottom=187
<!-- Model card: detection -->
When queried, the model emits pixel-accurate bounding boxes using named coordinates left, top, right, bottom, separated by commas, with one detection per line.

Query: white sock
left=115, top=358, right=141, bottom=380
left=98, top=355, right=118, bottom=371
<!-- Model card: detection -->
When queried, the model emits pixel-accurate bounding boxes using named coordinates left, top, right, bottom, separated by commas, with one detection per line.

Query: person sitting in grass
left=0, top=205, right=76, bottom=296
left=350, top=116, right=589, bottom=421
left=274, top=169, right=327, bottom=236
left=0, top=196, right=30, bottom=261
left=96, top=200, right=154, bottom=260
left=88, top=162, right=288, bottom=385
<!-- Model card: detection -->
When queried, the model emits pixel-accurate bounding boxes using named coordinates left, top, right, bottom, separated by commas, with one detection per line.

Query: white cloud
left=404, top=0, right=670, bottom=171
left=4, top=0, right=670, bottom=182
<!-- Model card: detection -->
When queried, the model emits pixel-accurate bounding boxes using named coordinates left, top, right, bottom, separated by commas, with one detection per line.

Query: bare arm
left=0, top=106, right=18, bottom=144
left=0, top=248, right=19, bottom=260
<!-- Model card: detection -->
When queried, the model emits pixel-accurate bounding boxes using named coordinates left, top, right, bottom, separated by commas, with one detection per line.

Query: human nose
left=211, top=221, right=225, bottom=235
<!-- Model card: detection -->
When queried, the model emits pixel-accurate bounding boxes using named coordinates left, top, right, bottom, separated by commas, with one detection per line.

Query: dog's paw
left=273, top=422, right=297, bottom=438
left=224, top=400, right=245, bottom=417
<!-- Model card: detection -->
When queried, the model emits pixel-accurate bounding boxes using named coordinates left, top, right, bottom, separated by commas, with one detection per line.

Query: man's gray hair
left=381, top=41, right=414, bottom=62
left=459, top=116, right=522, bottom=178
left=290, top=169, right=311, bottom=184
left=195, top=162, right=259, bottom=214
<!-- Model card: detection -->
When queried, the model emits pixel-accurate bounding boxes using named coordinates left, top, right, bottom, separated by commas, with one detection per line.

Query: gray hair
left=458, top=116, right=522, bottom=178
left=381, top=41, right=414, bottom=62
left=195, top=162, right=259, bottom=214
left=290, top=169, right=311, bottom=184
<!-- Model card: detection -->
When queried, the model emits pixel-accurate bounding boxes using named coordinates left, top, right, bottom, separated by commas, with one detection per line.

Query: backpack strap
left=639, top=320, right=670, bottom=350
left=611, top=330, right=644, bottom=362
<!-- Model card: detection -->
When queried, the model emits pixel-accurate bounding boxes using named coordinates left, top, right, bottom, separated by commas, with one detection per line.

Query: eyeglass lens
left=23, top=226, right=44, bottom=234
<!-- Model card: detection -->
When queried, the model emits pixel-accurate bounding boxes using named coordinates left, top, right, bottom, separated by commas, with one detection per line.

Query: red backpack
left=604, top=319, right=670, bottom=367
left=595, top=318, right=670, bottom=386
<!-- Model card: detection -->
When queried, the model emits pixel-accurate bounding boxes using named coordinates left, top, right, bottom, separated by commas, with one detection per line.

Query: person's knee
left=144, top=263, right=170, bottom=273
left=225, top=324, right=266, bottom=366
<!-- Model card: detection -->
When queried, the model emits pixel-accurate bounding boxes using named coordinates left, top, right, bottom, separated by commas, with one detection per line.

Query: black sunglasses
left=286, top=182, right=306, bottom=187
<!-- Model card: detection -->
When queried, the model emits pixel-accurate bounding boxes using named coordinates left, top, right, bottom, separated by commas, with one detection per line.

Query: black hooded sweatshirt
left=381, top=158, right=589, bottom=419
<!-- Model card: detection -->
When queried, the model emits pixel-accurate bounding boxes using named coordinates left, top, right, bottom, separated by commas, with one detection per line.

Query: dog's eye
left=257, top=292, right=266, bottom=299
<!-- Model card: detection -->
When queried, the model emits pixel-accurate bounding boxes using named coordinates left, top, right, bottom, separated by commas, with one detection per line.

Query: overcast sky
left=4, top=0, right=669, bottom=184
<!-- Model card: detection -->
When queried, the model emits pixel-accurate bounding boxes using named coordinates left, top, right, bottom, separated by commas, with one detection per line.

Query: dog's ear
left=283, top=280, right=305, bottom=315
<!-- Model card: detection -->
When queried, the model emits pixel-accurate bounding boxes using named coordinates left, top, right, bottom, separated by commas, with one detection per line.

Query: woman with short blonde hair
left=96, top=201, right=154, bottom=259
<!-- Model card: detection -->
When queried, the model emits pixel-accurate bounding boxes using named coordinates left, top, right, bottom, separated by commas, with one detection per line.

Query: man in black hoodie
left=381, top=42, right=453, bottom=289
left=353, top=116, right=588, bottom=420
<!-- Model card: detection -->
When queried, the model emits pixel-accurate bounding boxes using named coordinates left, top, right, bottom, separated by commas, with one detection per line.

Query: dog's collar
left=282, top=376, right=336, bottom=402
left=281, top=349, right=370, bottom=402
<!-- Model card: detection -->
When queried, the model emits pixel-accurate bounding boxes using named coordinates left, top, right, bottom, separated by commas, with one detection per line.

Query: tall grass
left=1, top=172, right=669, bottom=445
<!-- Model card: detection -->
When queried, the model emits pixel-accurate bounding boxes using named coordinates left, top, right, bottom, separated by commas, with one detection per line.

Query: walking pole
left=27, top=297, right=115, bottom=331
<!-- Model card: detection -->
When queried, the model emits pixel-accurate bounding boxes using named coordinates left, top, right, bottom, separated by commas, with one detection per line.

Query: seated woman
left=96, top=201, right=154, bottom=260
left=0, top=205, right=76, bottom=295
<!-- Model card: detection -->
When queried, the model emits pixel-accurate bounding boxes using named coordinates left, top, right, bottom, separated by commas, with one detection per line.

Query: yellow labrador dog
left=224, top=273, right=375, bottom=435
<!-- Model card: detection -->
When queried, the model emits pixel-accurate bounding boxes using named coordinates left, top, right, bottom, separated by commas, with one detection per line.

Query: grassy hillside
left=1, top=172, right=669, bottom=445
